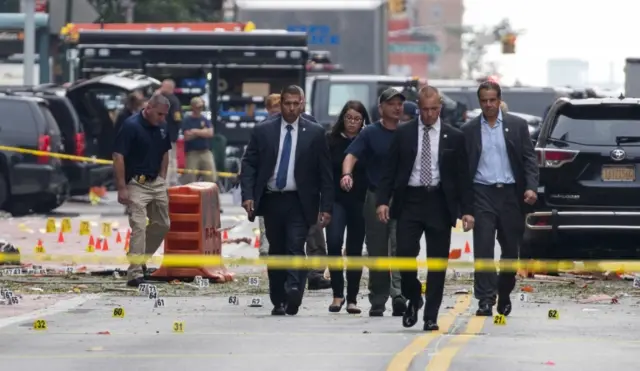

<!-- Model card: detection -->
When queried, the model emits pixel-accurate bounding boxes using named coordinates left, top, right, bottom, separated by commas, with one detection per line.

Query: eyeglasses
left=345, top=115, right=363, bottom=123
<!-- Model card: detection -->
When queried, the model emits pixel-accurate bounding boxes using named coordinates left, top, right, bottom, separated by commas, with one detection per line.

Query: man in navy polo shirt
left=182, top=97, right=216, bottom=183
left=113, top=94, right=172, bottom=287
left=341, top=88, right=408, bottom=317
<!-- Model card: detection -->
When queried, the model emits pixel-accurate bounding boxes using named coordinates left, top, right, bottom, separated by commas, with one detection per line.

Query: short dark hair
left=477, top=81, right=502, bottom=99
left=330, top=100, right=371, bottom=138
left=418, top=85, right=443, bottom=104
left=280, top=85, right=304, bottom=99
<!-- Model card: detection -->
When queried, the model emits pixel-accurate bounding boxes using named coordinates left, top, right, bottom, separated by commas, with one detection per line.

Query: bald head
left=160, top=79, right=175, bottom=94
left=417, top=85, right=442, bottom=126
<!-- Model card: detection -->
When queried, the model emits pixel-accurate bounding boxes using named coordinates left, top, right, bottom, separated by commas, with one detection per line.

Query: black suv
left=524, top=96, right=640, bottom=260
left=0, top=95, right=69, bottom=214
left=0, top=86, right=112, bottom=196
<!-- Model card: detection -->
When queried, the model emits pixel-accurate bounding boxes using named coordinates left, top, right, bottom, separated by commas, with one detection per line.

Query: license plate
left=602, top=165, right=636, bottom=182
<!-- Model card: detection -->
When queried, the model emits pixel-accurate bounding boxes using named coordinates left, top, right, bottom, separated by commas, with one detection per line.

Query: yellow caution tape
left=0, top=145, right=238, bottom=178
left=0, top=253, right=639, bottom=273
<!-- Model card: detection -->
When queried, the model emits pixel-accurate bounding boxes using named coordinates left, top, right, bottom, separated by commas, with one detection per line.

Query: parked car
left=523, top=95, right=640, bottom=260
left=0, top=95, right=69, bottom=215
left=465, top=109, right=542, bottom=144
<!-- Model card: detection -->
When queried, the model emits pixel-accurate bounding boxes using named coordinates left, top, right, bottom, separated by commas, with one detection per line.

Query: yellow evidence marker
left=34, top=245, right=46, bottom=254
left=45, top=218, right=56, bottom=233
left=101, top=222, right=112, bottom=237
left=61, top=218, right=72, bottom=233
left=33, top=319, right=47, bottom=330
left=79, top=221, right=90, bottom=236
left=112, top=307, right=125, bottom=318
left=173, top=321, right=184, bottom=333
left=493, top=314, right=506, bottom=326
left=548, top=309, right=559, bottom=320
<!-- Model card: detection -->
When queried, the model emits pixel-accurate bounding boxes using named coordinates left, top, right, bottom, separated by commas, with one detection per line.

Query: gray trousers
left=306, top=222, right=328, bottom=282
left=363, top=190, right=403, bottom=309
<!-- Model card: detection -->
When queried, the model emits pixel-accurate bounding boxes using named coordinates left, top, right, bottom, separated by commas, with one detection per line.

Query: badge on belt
left=138, top=175, right=146, bottom=184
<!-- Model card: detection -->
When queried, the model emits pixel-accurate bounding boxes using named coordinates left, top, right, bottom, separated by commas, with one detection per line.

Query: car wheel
left=32, top=199, right=61, bottom=214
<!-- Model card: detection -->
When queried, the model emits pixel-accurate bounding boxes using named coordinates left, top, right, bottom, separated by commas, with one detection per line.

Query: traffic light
left=502, top=33, right=516, bottom=54
left=388, top=0, right=406, bottom=14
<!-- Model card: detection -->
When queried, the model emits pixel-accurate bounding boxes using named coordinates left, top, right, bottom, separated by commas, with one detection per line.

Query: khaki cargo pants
left=126, top=177, right=171, bottom=280
left=184, top=150, right=217, bottom=183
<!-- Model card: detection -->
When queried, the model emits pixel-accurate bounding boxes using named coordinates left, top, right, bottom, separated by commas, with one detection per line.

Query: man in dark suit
left=461, top=81, right=539, bottom=317
left=240, top=85, right=333, bottom=316
left=376, top=86, right=474, bottom=331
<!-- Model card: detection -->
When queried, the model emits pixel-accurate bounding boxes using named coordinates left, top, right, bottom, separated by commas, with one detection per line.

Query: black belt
left=407, top=184, right=441, bottom=192
left=475, top=182, right=515, bottom=189
left=265, top=189, right=297, bottom=195
left=133, top=174, right=156, bottom=184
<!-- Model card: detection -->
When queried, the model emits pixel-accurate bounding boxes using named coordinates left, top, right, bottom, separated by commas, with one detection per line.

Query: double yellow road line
left=387, top=294, right=488, bottom=371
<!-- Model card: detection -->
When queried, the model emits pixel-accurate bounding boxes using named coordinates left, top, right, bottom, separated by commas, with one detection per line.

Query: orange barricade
left=151, top=182, right=234, bottom=282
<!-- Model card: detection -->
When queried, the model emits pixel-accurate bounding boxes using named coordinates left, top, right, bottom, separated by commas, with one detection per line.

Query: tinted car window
left=329, top=83, right=369, bottom=116
left=549, top=105, right=640, bottom=146
left=0, top=99, right=37, bottom=134
left=46, top=98, right=81, bottom=133
left=39, top=104, right=61, bottom=136
left=501, top=91, right=557, bottom=117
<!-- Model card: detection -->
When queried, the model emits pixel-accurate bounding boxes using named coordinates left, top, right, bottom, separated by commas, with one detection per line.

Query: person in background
left=326, top=100, right=370, bottom=314
left=158, top=79, right=183, bottom=186
left=256, top=94, right=282, bottom=257
left=342, top=88, right=408, bottom=317
left=114, top=91, right=145, bottom=140
left=500, top=101, right=509, bottom=113
left=401, top=101, right=419, bottom=122
left=181, top=97, right=217, bottom=183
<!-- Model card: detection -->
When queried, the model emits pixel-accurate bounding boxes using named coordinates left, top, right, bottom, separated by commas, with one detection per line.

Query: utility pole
left=122, top=0, right=135, bottom=23
left=22, top=0, right=36, bottom=86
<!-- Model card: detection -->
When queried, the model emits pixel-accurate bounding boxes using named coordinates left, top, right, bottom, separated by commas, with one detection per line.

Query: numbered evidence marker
left=154, top=298, right=166, bottom=308
left=248, top=277, right=260, bottom=286
left=61, top=218, right=72, bottom=233
left=519, top=293, right=528, bottom=302
left=228, top=295, right=239, bottom=305
left=33, top=319, right=47, bottom=330
left=34, top=245, right=46, bottom=254
left=112, top=307, right=125, bottom=318
left=45, top=218, right=56, bottom=233
left=194, top=276, right=210, bottom=288
left=146, top=285, right=158, bottom=300
left=548, top=309, right=560, bottom=320
left=79, top=220, right=91, bottom=236
left=493, top=314, right=507, bottom=326
left=249, top=297, right=263, bottom=308
left=172, top=321, right=184, bottom=333
left=101, top=222, right=112, bottom=237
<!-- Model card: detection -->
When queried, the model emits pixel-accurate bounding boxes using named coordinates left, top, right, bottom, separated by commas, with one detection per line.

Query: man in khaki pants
left=113, top=94, right=172, bottom=287
left=182, top=97, right=217, bottom=183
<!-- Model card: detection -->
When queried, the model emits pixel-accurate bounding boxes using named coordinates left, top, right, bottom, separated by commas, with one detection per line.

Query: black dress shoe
left=271, top=305, right=286, bottom=316
left=329, top=298, right=345, bottom=313
left=497, top=295, right=512, bottom=316
left=126, top=277, right=146, bottom=287
left=285, top=288, right=302, bottom=315
left=308, top=278, right=331, bottom=290
left=475, top=303, right=493, bottom=316
left=402, top=298, right=424, bottom=328
left=423, top=320, right=439, bottom=332
left=392, top=297, right=407, bottom=317
left=369, top=308, right=384, bottom=317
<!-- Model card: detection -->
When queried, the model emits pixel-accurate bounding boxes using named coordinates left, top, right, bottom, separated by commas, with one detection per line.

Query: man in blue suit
left=241, top=86, right=334, bottom=315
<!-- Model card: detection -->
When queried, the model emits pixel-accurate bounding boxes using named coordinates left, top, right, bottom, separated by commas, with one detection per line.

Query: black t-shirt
left=344, top=121, right=397, bottom=190
left=113, top=112, right=172, bottom=182
left=163, top=93, right=183, bottom=143
left=327, top=133, right=368, bottom=203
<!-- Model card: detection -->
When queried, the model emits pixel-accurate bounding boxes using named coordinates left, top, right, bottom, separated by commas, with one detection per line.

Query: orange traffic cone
left=124, top=236, right=130, bottom=252
left=116, top=231, right=122, bottom=244
left=223, top=230, right=229, bottom=241
left=96, top=238, right=103, bottom=251
left=37, top=238, right=43, bottom=247
left=464, top=241, right=471, bottom=254
left=254, top=236, right=260, bottom=248
left=102, top=239, right=109, bottom=251
left=125, top=229, right=131, bottom=241
left=89, top=235, right=95, bottom=247
left=57, top=231, right=64, bottom=243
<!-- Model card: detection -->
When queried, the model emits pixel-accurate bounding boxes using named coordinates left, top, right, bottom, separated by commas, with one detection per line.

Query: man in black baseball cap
left=341, top=87, right=408, bottom=317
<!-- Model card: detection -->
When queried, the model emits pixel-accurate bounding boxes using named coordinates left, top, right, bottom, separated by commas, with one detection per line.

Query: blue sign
left=287, top=25, right=340, bottom=45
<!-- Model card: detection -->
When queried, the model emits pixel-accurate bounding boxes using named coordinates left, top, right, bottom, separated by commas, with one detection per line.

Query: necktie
left=419, top=126, right=432, bottom=186
left=275, top=125, right=293, bottom=189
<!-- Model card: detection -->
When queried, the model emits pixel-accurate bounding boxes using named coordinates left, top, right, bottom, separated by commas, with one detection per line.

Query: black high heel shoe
left=329, top=298, right=346, bottom=312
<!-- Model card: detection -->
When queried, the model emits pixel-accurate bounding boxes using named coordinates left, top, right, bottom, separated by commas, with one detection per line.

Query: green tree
left=88, top=0, right=223, bottom=23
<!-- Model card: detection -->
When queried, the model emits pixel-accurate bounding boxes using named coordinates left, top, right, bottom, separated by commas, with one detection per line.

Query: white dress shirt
left=408, top=118, right=441, bottom=186
left=267, top=117, right=299, bottom=191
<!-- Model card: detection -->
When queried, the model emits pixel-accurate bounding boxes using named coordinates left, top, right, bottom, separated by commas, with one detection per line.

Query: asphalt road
left=2, top=190, right=634, bottom=370
left=0, top=289, right=638, bottom=371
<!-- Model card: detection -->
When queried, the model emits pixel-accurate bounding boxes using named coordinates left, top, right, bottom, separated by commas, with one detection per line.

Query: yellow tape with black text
left=1, top=253, right=640, bottom=273
left=0, top=145, right=238, bottom=178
